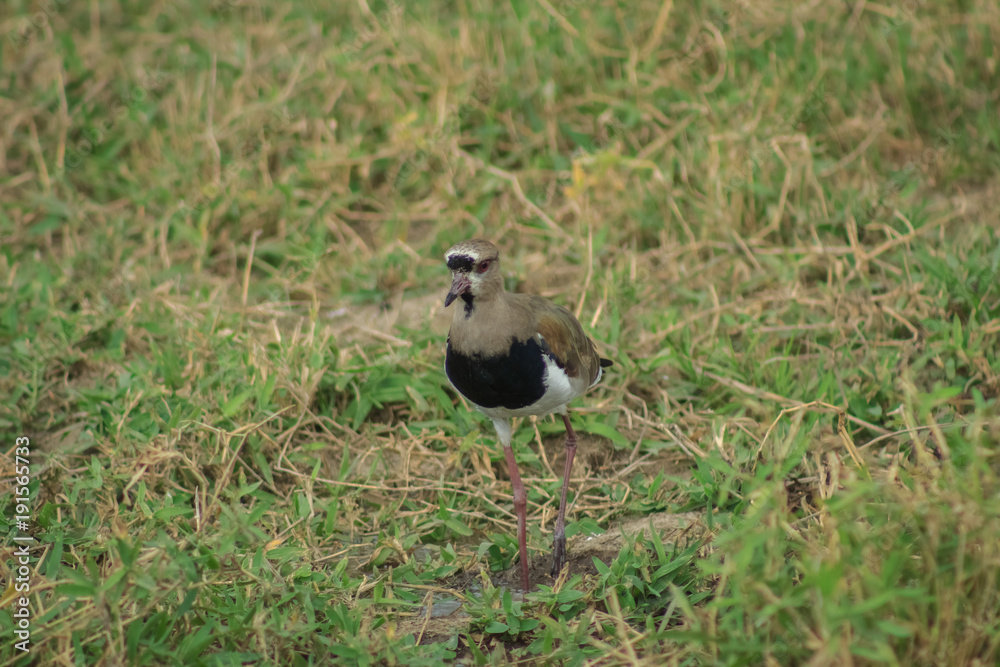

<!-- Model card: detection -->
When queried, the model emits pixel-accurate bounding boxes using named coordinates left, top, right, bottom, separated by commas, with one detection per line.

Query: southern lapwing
left=442, top=238, right=612, bottom=591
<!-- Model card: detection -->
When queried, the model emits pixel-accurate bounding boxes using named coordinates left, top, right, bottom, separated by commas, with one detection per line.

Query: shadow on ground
left=395, top=511, right=706, bottom=643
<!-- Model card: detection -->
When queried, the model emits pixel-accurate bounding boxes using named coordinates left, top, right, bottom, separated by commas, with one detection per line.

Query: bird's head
left=444, top=238, right=502, bottom=307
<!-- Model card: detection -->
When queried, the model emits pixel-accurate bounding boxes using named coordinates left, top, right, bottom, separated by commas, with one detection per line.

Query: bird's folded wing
left=533, top=302, right=603, bottom=386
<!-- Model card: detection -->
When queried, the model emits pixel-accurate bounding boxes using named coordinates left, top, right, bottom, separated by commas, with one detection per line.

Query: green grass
left=2, top=0, right=1000, bottom=664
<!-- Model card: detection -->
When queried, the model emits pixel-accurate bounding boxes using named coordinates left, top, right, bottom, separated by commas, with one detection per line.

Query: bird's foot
left=551, top=535, right=567, bottom=578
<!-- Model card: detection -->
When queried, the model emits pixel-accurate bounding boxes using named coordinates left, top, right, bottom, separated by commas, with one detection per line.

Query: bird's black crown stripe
left=446, top=337, right=547, bottom=409
left=447, top=254, right=475, bottom=272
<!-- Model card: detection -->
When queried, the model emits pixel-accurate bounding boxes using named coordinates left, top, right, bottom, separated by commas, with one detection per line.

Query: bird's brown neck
left=449, top=290, right=518, bottom=356
left=457, top=278, right=505, bottom=318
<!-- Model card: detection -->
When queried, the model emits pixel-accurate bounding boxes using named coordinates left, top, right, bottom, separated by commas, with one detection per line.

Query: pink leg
left=552, top=413, right=577, bottom=578
left=503, top=443, right=530, bottom=592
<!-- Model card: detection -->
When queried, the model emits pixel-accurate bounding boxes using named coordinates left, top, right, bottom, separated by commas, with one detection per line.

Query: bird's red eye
left=477, top=260, right=491, bottom=274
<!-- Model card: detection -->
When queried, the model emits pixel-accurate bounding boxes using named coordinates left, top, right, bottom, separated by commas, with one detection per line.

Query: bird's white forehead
left=446, top=247, right=484, bottom=260
left=445, top=239, right=499, bottom=271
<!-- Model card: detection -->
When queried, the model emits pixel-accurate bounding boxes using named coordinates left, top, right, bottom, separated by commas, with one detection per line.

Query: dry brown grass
left=2, top=0, right=1000, bottom=664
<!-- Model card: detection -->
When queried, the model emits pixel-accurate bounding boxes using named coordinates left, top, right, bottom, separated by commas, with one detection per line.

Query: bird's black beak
left=445, top=273, right=471, bottom=307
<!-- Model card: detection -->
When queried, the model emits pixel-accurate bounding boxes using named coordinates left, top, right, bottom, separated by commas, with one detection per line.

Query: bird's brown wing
left=531, top=299, right=604, bottom=386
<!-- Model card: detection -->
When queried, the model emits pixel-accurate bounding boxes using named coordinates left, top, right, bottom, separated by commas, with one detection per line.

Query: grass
left=2, top=0, right=1000, bottom=664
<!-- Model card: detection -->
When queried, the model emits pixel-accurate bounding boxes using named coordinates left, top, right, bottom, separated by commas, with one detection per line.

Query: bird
left=442, top=238, right=612, bottom=592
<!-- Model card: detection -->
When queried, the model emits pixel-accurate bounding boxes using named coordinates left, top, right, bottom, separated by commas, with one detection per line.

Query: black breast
left=446, top=337, right=547, bottom=409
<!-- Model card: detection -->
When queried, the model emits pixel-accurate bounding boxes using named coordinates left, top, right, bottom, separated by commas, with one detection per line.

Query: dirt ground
left=395, top=511, right=707, bottom=647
